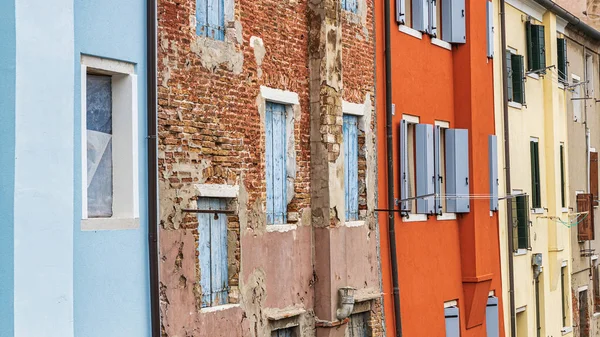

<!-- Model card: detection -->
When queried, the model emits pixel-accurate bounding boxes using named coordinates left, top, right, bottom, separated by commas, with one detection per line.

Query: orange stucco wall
left=375, top=0, right=506, bottom=336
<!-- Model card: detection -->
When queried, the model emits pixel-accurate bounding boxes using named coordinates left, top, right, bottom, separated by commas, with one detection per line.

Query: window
left=591, top=152, right=598, bottom=206
left=577, top=193, right=595, bottom=241
left=579, top=289, right=590, bottom=337
left=271, top=328, right=295, bottom=337
left=344, top=115, right=359, bottom=221
left=561, top=265, right=568, bottom=328
left=530, top=139, right=541, bottom=209
left=594, top=265, right=600, bottom=313
left=265, top=102, right=287, bottom=225
left=486, top=296, right=499, bottom=337
left=558, top=38, right=567, bottom=83
left=586, top=53, right=595, bottom=98
left=512, top=194, right=530, bottom=250
left=507, top=50, right=525, bottom=104
left=348, top=312, right=370, bottom=337
left=198, top=198, right=229, bottom=308
left=444, top=306, right=460, bottom=337
left=81, top=56, right=139, bottom=230
left=573, top=75, right=582, bottom=122
left=560, top=144, right=566, bottom=208
left=400, top=119, right=417, bottom=212
left=342, top=0, right=358, bottom=13
left=196, top=0, right=225, bottom=40
left=526, top=22, right=546, bottom=73
left=516, top=309, right=528, bottom=337
left=435, top=125, right=448, bottom=214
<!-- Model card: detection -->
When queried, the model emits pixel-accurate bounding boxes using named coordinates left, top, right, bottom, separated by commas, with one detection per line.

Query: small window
left=344, top=115, right=359, bottom=221
left=271, top=327, right=296, bottom=337
left=198, top=198, right=229, bottom=308
left=342, top=0, right=358, bottom=13
left=507, top=50, right=525, bottom=104
left=265, top=102, right=288, bottom=225
left=512, top=194, right=530, bottom=250
left=526, top=22, right=546, bottom=73
left=196, top=0, right=225, bottom=40
left=560, top=144, right=566, bottom=208
left=348, top=312, right=370, bottom=337
left=444, top=306, right=460, bottom=337
left=557, top=38, right=567, bottom=83
left=530, top=139, right=541, bottom=209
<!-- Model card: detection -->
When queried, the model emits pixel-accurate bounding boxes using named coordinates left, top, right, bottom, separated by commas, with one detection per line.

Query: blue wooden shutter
left=197, top=0, right=224, bottom=40
left=416, top=124, right=435, bottom=214
left=342, top=0, right=358, bottom=13
left=486, top=297, right=499, bottom=337
left=400, top=120, right=411, bottom=211
left=487, top=1, right=494, bottom=58
left=397, top=0, right=406, bottom=24
left=445, top=306, right=461, bottom=337
left=413, top=0, right=429, bottom=33
left=446, top=129, right=470, bottom=213
left=489, top=135, right=499, bottom=211
left=198, top=198, right=228, bottom=307
left=266, top=102, right=287, bottom=224
left=196, top=0, right=207, bottom=36
left=344, top=115, right=359, bottom=221
left=442, top=0, right=466, bottom=43
left=434, top=126, right=442, bottom=214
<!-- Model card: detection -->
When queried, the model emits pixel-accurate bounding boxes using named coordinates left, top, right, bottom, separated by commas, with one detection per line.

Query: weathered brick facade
left=157, top=0, right=382, bottom=336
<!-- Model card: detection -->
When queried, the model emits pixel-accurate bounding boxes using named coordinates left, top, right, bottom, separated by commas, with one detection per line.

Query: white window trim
left=434, top=120, right=454, bottom=220
left=515, top=249, right=528, bottom=256
left=578, top=285, right=589, bottom=292
left=488, top=290, right=496, bottom=297
left=345, top=221, right=366, bottom=228
left=431, top=38, right=451, bottom=50
left=403, top=114, right=420, bottom=123
left=561, top=326, right=573, bottom=335
left=266, top=224, right=298, bottom=233
left=592, top=254, right=599, bottom=261
left=444, top=300, right=458, bottom=308
left=398, top=25, right=423, bottom=40
left=200, top=303, right=241, bottom=314
left=516, top=305, right=527, bottom=313
left=342, top=101, right=365, bottom=117
left=527, top=73, right=540, bottom=80
left=81, top=55, right=139, bottom=231
left=260, top=86, right=299, bottom=105
left=403, top=214, right=428, bottom=222
left=194, top=184, right=239, bottom=198
left=508, top=101, right=523, bottom=109
left=562, top=260, right=568, bottom=267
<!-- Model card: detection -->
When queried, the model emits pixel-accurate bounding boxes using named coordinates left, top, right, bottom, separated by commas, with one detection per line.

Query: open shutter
left=486, top=297, right=500, bottom=337
left=441, top=0, right=466, bottom=43
left=207, top=0, right=225, bottom=40
left=530, top=141, right=541, bottom=209
left=489, top=135, right=499, bottom=211
left=526, top=21, right=533, bottom=71
left=444, top=307, right=461, bottom=337
left=560, top=144, right=566, bottom=208
left=416, top=124, right=435, bottom=214
left=446, top=129, right=470, bottom=213
left=400, top=121, right=411, bottom=211
left=592, top=152, right=598, bottom=206
left=527, top=23, right=546, bottom=72
left=507, top=51, right=513, bottom=101
left=577, top=193, right=594, bottom=241
left=413, top=0, right=429, bottom=33
left=511, top=197, right=519, bottom=251
left=396, top=0, right=406, bottom=24
left=198, top=198, right=213, bottom=307
left=429, top=0, right=438, bottom=37
left=435, top=126, right=442, bottom=214
left=487, top=1, right=494, bottom=58
left=537, top=25, right=546, bottom=71
left=516, top=195, right=530, bottom=249
left=511, top=54, right=525, bottom=104
left=558, top=38, right=567, bottom=82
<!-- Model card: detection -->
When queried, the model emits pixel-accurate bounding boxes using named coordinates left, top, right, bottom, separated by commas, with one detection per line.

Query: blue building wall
left=0, top=0, right=15, bottom=335
left=73, top=0, right=150, bottom=336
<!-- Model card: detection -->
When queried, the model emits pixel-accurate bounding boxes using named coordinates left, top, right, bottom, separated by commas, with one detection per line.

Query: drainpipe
left=499, top=0, right=517, bottom=334
left=384, top=0, right=403, bottom=336
left=147, top=0, right=160, bottom=335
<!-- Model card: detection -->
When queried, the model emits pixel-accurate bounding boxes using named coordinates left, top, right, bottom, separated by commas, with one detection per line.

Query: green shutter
left=530, top=141, right=541, bottom=209
left=537, top=25, right=546, bottom=72
left=513, top=195, right=530, bottom=250
left=526, top=22, right=546, bottom=72
left=507, top=51, right=514, bottom=101
left=558, top=38, right=567, bottom=82
left=560, top=144, right=566, bottom=207
left=526, top=21, right=533, bottom=71
left=512, top=54, right=524, bottom=104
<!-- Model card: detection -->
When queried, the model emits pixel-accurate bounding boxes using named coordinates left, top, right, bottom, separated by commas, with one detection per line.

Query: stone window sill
left=81, top=217, right=139, bottom=231
left=402, top=214, right=428, bottom=222
left=200, top=304, right=240, bottom=314
left=345, top=221, right=365, bottom=228
left=266, top=224, right=297, bottom=233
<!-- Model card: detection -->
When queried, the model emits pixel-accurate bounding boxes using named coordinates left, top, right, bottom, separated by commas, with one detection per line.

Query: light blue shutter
left=207, top=0, right=225, bottom=40
left=266, top=102, right=287, bottom=224
left=486, top=297, right=499, bottom=337
left=397, top=0, right=406, bottom=24
left=196, top=0, right=207, bottom=36
left=445, top=306, right=461, bottom=337
left=198, top=198, right=228, bottom=307
left=487, top=1, right=494, bottom=58
left=344, top=115, right=359, bottom=221
left=446, top=129, right=470, bottom=213
left=434, top=126, right=442, bottom=214
left=489, top=135, right=499, bottom=211
left=416, top=124, right=435, bottom=214
left=400, top=121, right=410, bottom=211
left=442, top=0, right=466, bottom=43
left=429, top=0, right=438, bottom=37
left=198, top=198, right=212, bottom=307
left=272, top=328, right=293, bottom=337
left=413, top=0, right=429, bottom=32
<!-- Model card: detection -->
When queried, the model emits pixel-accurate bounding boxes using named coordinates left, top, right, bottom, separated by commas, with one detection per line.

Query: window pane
left=86, top=74, right=113, bottom=218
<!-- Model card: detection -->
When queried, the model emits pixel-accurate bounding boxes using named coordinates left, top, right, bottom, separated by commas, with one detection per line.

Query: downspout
left=384, top=0, right=403, bottom=336
left=499, top=0, right=517, bottom=334
left=147, top=0, right=160, bottom=335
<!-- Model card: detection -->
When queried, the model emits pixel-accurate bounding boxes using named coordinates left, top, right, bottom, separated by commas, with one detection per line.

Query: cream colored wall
left=493, top=2, right=572, bottom=336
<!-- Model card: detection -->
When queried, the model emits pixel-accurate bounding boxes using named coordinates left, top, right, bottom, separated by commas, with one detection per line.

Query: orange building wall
left=375, top=0, right=506, bottom=336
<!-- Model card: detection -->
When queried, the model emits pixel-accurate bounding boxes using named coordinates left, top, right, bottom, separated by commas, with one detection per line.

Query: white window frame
left=81, top=55, right=139, bottom=231
left=435, top=120, right=457, bottom=221
left=402, top=114, right=427, bottom=222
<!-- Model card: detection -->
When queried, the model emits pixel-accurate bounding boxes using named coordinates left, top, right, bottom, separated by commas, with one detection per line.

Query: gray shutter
left=489, top=135, right=499, bottom=211
left=396, top=0, right=406, bottom=24
left=441, top=0, right=466, bottom=43
left=444, top=306, right=461, bottom=337
left=487, top=1, right=494, bottom=58
left=446, top=129, right=470, bottom=213
left=429, top=0, right=438, bottom=37
left=486, top=297, right=499, bottom=337
left=400, top=120, right=411, bottom=211
left=435, top=126, right=442, bottom=214
left=416, top=124, right=435, bottom=214
left=413, top=0, right=429, bottom=33
left=506, top=51, right=513, bottom=101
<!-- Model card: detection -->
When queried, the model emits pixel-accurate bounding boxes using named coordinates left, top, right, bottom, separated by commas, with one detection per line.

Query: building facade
left=375, top=0, right=506, bottom=335
left=0, top=0, right=152, bottom=336
left=156, top=1, right=383, bottom=337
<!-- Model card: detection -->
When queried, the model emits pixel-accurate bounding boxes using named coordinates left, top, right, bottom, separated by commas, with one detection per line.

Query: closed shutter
left=435, top=126, right=443, bottom=214
left=560, top=144, right=566, bottom=208
left=511, top=54, right=525, bottom=104
left=577, top=193, right=594, bottom=241
left=486, top=297, right=500, bottom=337
left=527, top=22, right=546, bottom=72
left=530, top=141, right=541, bottom=209
left=489, top=136, right=499, bottom=211
left=344, top=115, right=359, bottom=221
left=445, top=306, right=461, bottom=337
left=397, top=0, right=406, bottom=24
left=441, top=0, right=466, bottom=43
left=487, top=1, right=494, bottom=58
left=429, top=0, right=438, bottom=37
left=592, top=152, right=598, bottom=206
left=512, top=195, right=530, bottom=250
left=446, top=129, right=470, bottom=213
left=558, top=38, right=567, bottom=82
left=416, top=124, right=435, bottom=214
left=506, top=51, right=513, bottom=102
left=400, top=120, right=411, bottom=211
left=413, top=0, right=429, bottom=32
left=266, top=102, right=287, bottom=224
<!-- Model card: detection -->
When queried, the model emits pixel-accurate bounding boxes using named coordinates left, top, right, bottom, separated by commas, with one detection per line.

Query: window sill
left=561, top=326, right=573, bottom=335
left=527, top=73, right=540, bottom=80
left=402, top=214, right=428, bottom=222
left=437, top=213, right=457, bottom=221
left=200, top=304, right=240, bottom=314
left=345, top=221, right=366, bottom=228
left=266, top=224, right=297, bottom=233
left=514, top=249, right=528, bottom=256
left=531, top=208, right=545, bottom=214
left=81, top=217, right=139, bottom=231
left=594, top=312, right=600, bottom=318
left=562, top=207, right=569, bottom=213
left=559, top=83, right=565, bottom=90
left=431, top=38, right=452, bottom=50
left=398, top=25, right=423, bottom=40
left=508, top=101, right=522, bottom=109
